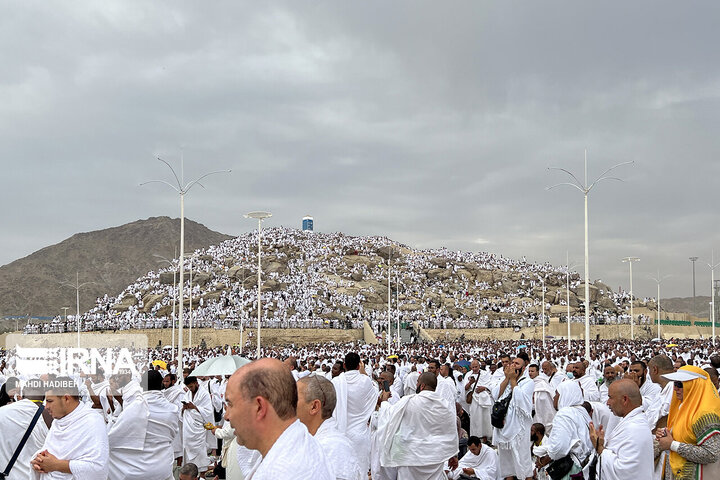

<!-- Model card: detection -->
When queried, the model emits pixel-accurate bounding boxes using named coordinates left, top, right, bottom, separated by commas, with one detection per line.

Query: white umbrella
left=190, top=354, right=251, bottom=377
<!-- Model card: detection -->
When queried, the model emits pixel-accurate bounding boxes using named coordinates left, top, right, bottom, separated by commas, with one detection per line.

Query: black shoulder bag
left=491, top=377, right=524, bottom=429
left=0, top=403, right=45, bottom=479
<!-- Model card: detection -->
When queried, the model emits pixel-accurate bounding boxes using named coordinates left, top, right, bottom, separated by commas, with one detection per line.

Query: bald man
left=588, top=379, right=653, bottom=479
left=224, top=359, right=334, bottom=480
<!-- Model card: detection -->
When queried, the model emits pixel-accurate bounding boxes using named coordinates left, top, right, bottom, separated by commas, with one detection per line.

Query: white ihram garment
left=575, top=374, right=600, bottom=402
left=245, top=420, right=333, bottom=480
left=33, top=402, right=109, bottom=480
left=492, top=376, right=534, bottom=480
left=403, top=371, right=419, bottom=397
left=468, top=370, right=494, bottom=439
left=648, top=382, right=674, bottom=480
left=436, top=375, right=458, bottom=410
left=235, top=445, right=262, bottom=479
left=315, top=417, right=363, bottom=480
left=540, top=382, right=592, bottom=472
left=376, top=390, right=458, bottom=480
left=332, top=370, right=377, bottom=474
left=598, top=406, right=654, bottom=480
left=162, top=383, right=185, bottom=458
left=532, top=376, right=557, bottom=430
left=0, top=399, right=48, bottom=480
left=182, top=386, right=213, bottom=472
left=106, top=383, right=149, bottom=480
left=446, top=444, right=499, bottom=480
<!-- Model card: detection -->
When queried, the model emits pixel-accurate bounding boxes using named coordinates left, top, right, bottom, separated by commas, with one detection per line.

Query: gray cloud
left=2, top=1, right=719, bottom=301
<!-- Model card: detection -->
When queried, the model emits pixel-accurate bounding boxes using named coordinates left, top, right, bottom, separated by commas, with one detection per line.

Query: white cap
left=661, top=370, right=706, bottom=382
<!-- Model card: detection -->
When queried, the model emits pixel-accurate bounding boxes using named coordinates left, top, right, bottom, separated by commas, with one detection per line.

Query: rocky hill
left=0, top=217, right=232, bottom=320
left=27, top=227, right=656, bottom=335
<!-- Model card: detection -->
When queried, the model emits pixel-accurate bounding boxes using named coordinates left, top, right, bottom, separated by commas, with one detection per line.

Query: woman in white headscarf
left=534, top=381, right=594, bottom=479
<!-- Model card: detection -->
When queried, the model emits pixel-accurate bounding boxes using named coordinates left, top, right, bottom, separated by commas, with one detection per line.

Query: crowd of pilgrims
left=0, top=337, right=719, bottom=479
left=22, top=228, right=649, bottom=335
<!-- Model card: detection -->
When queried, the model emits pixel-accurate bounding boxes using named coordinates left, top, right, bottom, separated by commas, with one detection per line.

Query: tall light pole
left=537, top=274, right=547, bottom=349
left=387, top=246, right=392, bottom=354
left=549, top=150, right=633, bottom=358
left=396, top=272, right=401, bottom=347
left=708, top=252, right=720, bottom=346
left=154, top=251, right=177, bottom=356
left=141, top=156, right=230, bottom=370
left=565, top=254, right=581, bottom=352
left=622, top=257, right=640, bottom=340
left=60, top=273, right=96, bottom=347
left=689, top=256, right=699, bottom=316
left=649, top=270, right=671, bottom=340
left=245, top=211, right=272, bottom=359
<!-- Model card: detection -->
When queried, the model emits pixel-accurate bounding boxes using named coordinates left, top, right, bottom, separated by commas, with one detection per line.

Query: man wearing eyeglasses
left=297, top=375, right=362, bottom=480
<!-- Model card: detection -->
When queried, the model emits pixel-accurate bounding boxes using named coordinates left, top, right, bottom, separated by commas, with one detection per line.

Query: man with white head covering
left=376, top=372, right=458, bottom=479
left=332, top=352, right=377, bottom=476
left=402, top=366, right=419, bottom=397
left=534, top=381, right=593, bottom=479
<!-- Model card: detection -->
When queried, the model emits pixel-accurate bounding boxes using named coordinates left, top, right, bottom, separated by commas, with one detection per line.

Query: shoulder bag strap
left=2, top=402, right=45, bottom=478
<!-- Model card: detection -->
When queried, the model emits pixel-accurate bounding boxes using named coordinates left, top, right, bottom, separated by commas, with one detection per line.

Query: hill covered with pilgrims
left=25, top=227, right=652, bottom=334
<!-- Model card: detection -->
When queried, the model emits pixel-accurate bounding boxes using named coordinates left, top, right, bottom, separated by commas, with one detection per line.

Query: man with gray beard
left=599, top=364, right=618, bottom=403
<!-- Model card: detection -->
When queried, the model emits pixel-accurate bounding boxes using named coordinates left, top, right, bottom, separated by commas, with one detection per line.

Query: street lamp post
left=565, top=254, right=581, bottom=352
left=537, top=274, right=547, bottom=349
left=245, top=211, right=272, bottom=359
left=649, top=270, right=671, bottom=340
left=549, top=150, right=632, bottom=358
left=141, top=156, right=230, bottom=370
left=154, top=252, right=178, bottom=356
left=387, top=248, right=392, bottom=354
left=396, top=272, right=401, bottom=347
left=708, top=252, right=720, bottom=346
left=60, top=273, right=95, bottom=347
left=622, top=257, right=640, bottom=340
left=690, top=257, right=699, bottom=316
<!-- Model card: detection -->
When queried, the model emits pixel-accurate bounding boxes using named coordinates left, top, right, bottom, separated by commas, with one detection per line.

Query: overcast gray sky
left=2, top=1, right=719, bottom=300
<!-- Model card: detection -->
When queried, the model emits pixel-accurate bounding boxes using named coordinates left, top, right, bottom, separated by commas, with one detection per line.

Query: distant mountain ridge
left=661, top=296, right=713, bottom=319
left=0, top=217, right=232, bottom=320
